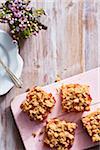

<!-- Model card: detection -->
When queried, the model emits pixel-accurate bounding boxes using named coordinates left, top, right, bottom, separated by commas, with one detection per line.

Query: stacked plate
left=0, top=29, right=23, bottom=95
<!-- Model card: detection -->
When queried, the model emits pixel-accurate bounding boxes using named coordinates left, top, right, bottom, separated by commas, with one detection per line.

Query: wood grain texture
left=0, top=0, right=99, bottom=150
left=83, top=0, right=99, bottom=70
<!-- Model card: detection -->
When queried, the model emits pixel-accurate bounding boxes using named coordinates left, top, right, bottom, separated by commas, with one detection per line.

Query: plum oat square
left=61, top=84, right=92, bottom=112
left=82, top=110, right=100, bottom=142
left=20, top=86, right=56, bottom=121
left=44, top=118, right=77, bottom=150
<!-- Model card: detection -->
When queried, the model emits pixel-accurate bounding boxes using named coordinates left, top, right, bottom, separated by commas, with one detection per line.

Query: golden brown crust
left=82, top=109, right=100, bottom=142
left=61, top=84, right=92, bottom=112
left=20, top=86, right=56, bottom=121
left=44, top=118, right=77, bottom=150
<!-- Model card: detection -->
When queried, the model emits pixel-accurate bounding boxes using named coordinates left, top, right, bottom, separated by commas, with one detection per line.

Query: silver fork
left=0, top=58, right=23, bottom=88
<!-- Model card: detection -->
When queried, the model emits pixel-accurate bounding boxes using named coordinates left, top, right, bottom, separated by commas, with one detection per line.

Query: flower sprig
left=0, top=0, right=47, bottom=42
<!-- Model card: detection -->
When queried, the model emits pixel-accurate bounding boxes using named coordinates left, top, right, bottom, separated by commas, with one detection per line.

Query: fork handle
left=0, top=59, right=23, bottom=88
left=5, top=67, right=23, bottom=88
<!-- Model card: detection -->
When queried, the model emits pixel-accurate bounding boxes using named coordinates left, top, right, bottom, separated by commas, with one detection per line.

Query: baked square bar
left=44, top=118, right=77, bottom=150
left=61, top=84, right=92, bottom=112
left=82, top=110, right=100, bottom=142
left=20, top=86, right=56, bottom=121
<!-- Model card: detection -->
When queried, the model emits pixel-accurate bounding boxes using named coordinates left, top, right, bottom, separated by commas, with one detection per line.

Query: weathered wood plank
left=97, top=0, right=100, bottom=67
left=83, top=0, right=99, bottom=70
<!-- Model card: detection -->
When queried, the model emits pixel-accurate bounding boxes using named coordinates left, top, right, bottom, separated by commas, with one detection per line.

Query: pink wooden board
left=11, top=68, right=100, bottom=150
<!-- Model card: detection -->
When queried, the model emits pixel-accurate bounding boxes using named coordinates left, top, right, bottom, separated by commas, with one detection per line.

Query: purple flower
left=23, top=24, right=27, bottom=28
left=19, top=23, right=26, bottom=31
left=21, top=27, right=25, bottom=31
left=13, top=11, right=20, bottom=18
left=6, top=14, right=11, bottom=20
left=11, top=30, right=14, bottom=34
left=27, top=21, right=29, bottom=24
left=16, top=5, right=20, bottom=9
left=13, top=40, right=17, bottom=43
left=14, top=18, right=18, bottom=21
left=13, top=0, right=19, bottom=5
left=19, top=24, right=22, bottom=27
left=15, top=12, right=22, bottom=18
left=14, top=0, right=18, bottom=3
left=27, top=23, right=30, bottom=27
left=8, top=4, right=12, bottom=9
left=21, top=21, right=24, bottom=25
left=9, top=20, right=14, bottom=25
left=26, top=7, right=31, bottom=11
left=10, top=6, right=17, bottom=12
left=23, top=18, right=27, bottom=23
left=12, top=2, right=16, bottom=8
left=16, top=27, right=20, bottom=32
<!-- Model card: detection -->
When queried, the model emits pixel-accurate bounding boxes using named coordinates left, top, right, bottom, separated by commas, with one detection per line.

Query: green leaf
left=21, top=28, right=31, bottom=38
left=0, top=12, right=3, bottom=18
left=34, top=8, right=45, bottom=17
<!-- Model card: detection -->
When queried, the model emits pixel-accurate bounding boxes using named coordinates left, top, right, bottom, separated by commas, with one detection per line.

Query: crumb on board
left=39, top=127, right=45, bottom=135
left=56, top=87, right=61, bottom=93
left=32, top=132, right=36, bottom=138
left=55, top=75, right=61, bottom=82
left=39, top=139, right=41, bottom=142
left=25, top=88, right=30, bottom=92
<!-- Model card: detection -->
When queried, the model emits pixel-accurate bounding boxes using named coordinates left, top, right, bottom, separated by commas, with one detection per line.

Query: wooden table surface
left=0, top=0, right=100, bottom=150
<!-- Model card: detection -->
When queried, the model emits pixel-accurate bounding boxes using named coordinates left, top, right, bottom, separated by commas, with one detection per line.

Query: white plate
left=0, top=29, right=23, bottom=95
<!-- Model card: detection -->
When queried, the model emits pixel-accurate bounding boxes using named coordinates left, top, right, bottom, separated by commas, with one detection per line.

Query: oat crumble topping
left=82, top=110, right=100, bottom=142
left=44, top=118, right=77, bottom=150
left=61, top=84, right=92, bottom=112
left=55, top=75, right=61, bottom=82
left=20, top=86, right=56, bottom=121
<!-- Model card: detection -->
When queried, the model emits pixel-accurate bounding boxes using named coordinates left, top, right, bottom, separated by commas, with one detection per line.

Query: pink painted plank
left=11, top=67, right=100, bottom=150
